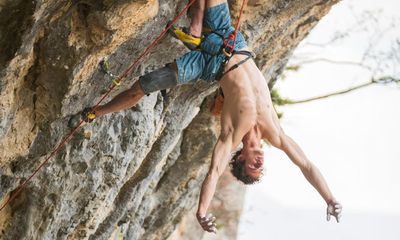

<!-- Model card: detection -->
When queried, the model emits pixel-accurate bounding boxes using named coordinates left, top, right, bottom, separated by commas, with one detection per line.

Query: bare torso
left=219, top=47, right=280, bottom=147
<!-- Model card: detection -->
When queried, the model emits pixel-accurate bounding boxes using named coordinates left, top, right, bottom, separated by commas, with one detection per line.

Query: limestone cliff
left=0, top=0, right=338, bottom=239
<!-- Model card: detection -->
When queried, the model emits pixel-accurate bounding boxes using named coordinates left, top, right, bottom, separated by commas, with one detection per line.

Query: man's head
left=229, top=143, right=264, bottom=184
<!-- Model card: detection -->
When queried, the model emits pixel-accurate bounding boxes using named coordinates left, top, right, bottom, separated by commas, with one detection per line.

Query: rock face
left=0, top=0, right=338, bottom=239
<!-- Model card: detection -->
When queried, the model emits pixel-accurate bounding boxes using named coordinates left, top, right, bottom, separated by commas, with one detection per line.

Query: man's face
left=239, top=147, right=264, bottom=179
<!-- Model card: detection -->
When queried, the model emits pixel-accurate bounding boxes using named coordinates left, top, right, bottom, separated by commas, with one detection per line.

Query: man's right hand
left=196, top=213, right=217, bottom=233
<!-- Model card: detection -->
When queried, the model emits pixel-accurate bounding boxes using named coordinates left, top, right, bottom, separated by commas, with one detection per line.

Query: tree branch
left=291, top=58, right=372, bottom=71
left=280, top=76, right=399, bottom=105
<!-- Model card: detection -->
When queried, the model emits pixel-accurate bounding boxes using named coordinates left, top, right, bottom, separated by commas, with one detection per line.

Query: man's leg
left=92, top=81, right=145, bottom=118
left=169, top=0, right=206, bottom=50
left=87, top=63, right=179, bottom=120
left=188, top=0, right=206, bottom=37
left=187, top=0, right=227, bottom=35
left=170, top=0, right=228, bottom=49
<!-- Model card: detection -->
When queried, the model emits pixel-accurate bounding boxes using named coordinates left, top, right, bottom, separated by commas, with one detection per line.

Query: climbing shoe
left=81, top=108, right=96, bottom=123
left=68, top=108, right=96, bottom=128
left=167, top=22, right=201, bottom=50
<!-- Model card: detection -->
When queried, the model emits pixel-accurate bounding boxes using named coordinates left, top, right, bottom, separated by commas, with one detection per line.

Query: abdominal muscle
left=219, top=49, right=275, bottom=143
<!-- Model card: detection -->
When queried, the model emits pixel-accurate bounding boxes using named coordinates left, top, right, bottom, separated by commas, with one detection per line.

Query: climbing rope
left=222, top=0, right=247, bottom=56
left=0, top=0, right=199, bottom=212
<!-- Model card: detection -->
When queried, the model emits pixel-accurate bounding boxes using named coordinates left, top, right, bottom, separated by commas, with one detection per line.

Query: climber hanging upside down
left=78, top=0, right=342, bottom=233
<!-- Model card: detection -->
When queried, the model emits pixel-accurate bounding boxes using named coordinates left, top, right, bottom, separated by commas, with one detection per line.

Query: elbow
left=299, top=161, right=313, bottom=173
left=219, top=126, right=233, bottom=143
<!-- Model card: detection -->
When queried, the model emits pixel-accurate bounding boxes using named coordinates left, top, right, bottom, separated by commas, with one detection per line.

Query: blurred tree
left=272, top=7, right=400, bottom=107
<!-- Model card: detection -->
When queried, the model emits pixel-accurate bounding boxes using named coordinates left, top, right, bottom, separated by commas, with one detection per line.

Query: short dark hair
left=229, top=149, right=261, bottom=185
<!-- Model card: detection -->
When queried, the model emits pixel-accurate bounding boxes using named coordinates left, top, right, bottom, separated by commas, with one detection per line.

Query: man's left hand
left=327, top=201, right=342, bottom=223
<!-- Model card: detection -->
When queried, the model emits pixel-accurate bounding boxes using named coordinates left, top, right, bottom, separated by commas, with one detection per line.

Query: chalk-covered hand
left=197, top=213, right=217, bottom=233
left=327, top=200, right=342, bottom=223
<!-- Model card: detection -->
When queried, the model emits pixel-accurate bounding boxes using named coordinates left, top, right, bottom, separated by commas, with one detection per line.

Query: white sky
left=238, top=0, right=400, bottom=239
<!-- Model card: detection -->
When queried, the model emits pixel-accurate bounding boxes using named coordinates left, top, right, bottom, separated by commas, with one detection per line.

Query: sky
left=238, top=0, right=400, bottom=239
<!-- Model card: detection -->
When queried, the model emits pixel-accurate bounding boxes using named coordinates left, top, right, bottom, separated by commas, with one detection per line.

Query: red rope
left=0, top=0, right=198, bottom=212
left=223, top=0, right=247, bottom=52
left=234, top=0, right=247, bottom=34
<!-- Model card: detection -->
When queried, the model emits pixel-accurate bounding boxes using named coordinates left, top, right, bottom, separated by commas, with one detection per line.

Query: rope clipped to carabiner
left=222, top=0, right=247, bottom=56
left=100, top=57, right=121, bottom=86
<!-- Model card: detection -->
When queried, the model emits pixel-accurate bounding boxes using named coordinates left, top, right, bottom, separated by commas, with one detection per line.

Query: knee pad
left=139, top=64, right=178, bottom=94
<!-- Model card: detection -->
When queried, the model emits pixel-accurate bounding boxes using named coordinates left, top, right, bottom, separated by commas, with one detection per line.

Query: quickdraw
left=100, top=57, right=121, bottom=87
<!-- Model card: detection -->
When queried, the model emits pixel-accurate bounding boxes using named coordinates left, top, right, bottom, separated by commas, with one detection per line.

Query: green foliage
left=270, top=89, right=293, bottom=106
left=279, top=65, right=301, bottom=81
left=276, top=111, right=284, bottom=119
left=270, top=89, right=289, bottom=119
left=285, top=65, right=301, bottom=72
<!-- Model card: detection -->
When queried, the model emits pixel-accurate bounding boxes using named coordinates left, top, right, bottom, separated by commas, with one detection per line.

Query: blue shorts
left=175, top=3, right=248, bottom=83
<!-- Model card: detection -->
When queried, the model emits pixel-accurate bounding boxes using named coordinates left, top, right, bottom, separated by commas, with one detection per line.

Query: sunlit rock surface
left=0, top=0, right=338, bottom=239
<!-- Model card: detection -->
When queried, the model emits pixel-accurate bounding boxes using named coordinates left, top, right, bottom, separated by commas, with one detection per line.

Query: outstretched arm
left=270, top=130, right=342, bottom=222
left=283, top=134, right=334, bottom=202
left=196, top=130, right=233, bottom=233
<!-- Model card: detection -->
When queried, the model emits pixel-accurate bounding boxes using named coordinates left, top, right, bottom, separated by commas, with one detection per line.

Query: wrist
left=196, top=209, right=205, bottom=218
left=326, top=198, right=337, bottom=205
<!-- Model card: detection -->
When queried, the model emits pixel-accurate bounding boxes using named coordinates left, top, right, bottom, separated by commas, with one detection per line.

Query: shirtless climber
left=79, top=0, right=342, bottom=233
